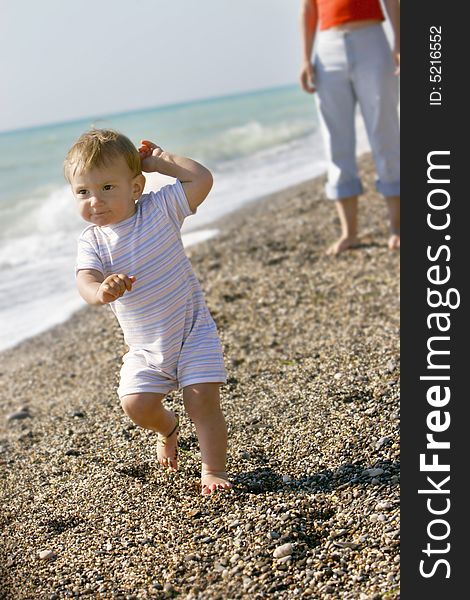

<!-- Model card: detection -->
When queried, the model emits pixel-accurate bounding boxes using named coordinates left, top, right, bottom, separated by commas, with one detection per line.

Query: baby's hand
left=97, top=274, right=136, bottom=304
left=138, top=140, right=164, bottom=172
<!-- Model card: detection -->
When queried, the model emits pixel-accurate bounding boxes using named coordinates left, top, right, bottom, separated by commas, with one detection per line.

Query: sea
left=0, top=84, right=369, bottom=352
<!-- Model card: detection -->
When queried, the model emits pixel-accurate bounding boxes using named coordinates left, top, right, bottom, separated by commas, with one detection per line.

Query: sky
left=0, top=0, right=304, bottom=133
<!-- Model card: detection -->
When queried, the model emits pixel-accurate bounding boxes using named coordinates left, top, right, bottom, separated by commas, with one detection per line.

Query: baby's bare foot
left=326, top=236, right=359, bottom=256
left=201, top=471, right=232, bottom=496
left=157, top=414, right=179, bottom=472
left=388, top=233, right=400, bottom=251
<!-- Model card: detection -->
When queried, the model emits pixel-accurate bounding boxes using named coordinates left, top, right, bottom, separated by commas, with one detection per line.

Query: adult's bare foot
left=157, top=413, right=179, bottom=472
left=201, top=470, right=232, bottom=496
left=326, top=236, right=360, bottom=256
left=388, top=233, right=400, bottom=250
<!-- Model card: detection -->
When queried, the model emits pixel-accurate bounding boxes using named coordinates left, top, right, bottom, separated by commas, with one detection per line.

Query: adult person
left=300, top=0, right=400, bottom=255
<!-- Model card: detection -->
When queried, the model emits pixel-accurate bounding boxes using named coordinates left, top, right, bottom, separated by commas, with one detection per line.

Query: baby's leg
left=121, top=393, right=179, bottom=471
left=183, top=383, right=232, bottom=495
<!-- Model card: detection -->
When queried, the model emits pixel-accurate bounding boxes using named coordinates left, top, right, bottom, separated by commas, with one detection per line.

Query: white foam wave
left=0, top=184, right=82, bottom=273
left=189, top=119, right=313, bottom=164
left=0, top=113, right=371, bottom=352
left=182, top=229, right=219, bottom=248
left=35, top=186, right=82, bottom=234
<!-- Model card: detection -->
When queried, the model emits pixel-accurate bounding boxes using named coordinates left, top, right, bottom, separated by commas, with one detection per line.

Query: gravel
left=0, top=154, right=400, bottom=599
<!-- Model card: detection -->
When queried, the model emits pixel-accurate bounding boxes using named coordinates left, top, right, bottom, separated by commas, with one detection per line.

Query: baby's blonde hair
left=64, top=128, right=141, bottom=182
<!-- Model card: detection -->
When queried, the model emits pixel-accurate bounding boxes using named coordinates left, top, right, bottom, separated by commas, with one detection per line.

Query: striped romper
left=76, top=180, right=227, bottom=398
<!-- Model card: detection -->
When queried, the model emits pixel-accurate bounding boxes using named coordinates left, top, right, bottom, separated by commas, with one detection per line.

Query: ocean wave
left=1, top=185, right=82, bottom=241
left=187, top=119, right=314, bottom=164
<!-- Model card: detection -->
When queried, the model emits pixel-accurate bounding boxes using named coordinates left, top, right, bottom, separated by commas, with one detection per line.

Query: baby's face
left=71, top=156, right=144, bottom=226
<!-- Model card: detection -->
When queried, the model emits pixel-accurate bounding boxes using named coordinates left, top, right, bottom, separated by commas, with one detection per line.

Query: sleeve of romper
left=75, top=229, right=104, bottom=276
left=149, top=179, right=195, bottom=231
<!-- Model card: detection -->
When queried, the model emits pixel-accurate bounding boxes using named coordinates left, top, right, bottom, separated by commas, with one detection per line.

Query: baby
left=65, top=128, right=231, bottom=496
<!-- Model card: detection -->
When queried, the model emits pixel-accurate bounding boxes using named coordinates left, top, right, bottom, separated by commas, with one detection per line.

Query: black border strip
left=401, top=4, right=467, bottom=597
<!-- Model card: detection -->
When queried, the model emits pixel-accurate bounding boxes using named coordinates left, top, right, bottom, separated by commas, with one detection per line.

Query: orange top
left=316, top=0, right=385, bottom=31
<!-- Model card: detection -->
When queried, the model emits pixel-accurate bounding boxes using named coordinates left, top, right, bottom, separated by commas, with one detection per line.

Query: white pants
left=314, top=24, right=400, bottom=200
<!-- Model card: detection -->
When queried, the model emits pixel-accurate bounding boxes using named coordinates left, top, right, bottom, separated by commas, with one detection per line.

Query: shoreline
left=0, top=153, right=400, bottom=599
left=0, top=162, right=320, bottom=359
left=0, top=164, right=321, bottom=358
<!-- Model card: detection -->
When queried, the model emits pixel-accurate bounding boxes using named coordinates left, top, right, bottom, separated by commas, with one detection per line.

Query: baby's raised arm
left=138, top=140, right=213, bottom=212
left=77, top=269, right=135, bottom=305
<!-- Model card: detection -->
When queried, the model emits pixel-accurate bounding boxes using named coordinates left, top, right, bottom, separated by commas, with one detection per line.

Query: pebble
left=71, top=410, right=85, bottom=418
left=377, top=514, right=387, bottom=522
left=330, top=529, right=348, bottom=539
left=303, top=588, right=314, bottom=596
left=363, top=468, right=384, bottom=477
left=333, top=541, right=361, bottom=550
left=229, top=519, right=241, bottom=528
left=6, top=410, right=30, bottom=421
left=230, top=554, right=240, bottom=564
left=38, top=550, right=56, bottom=561
left=184, top=554, right=198, bottom=562
left=376, top=436, right=391, bottom=450
left=230, top=565, right=241, bottom=575
left=273, top=543, right=293, bottom=559
left=375, top=501, right=393, bottom=511
left=64, top=448, right=80, bottom=456
left=359, top=535, right=368, bottom=543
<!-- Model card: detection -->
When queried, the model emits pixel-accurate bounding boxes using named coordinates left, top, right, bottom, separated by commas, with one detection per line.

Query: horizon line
left=0, top=82, right=298, bottom=137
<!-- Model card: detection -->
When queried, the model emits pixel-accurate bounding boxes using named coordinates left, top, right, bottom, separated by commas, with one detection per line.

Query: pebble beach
left=0, top=154, right=400, bottom=600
